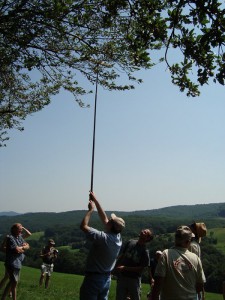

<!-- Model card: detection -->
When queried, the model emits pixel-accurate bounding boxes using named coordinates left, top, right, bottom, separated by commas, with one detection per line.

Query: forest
left=0, top=202, right=225, bottom=293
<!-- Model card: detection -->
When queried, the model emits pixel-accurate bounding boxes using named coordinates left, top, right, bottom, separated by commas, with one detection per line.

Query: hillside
left=0, top=202, right=225, bottom=233
left=143, top=202, right=225, bottom=218
left=0, top=211, right=20, bottom=216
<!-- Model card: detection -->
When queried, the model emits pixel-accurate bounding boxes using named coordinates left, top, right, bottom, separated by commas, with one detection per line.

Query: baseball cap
left=48, top=239, right=55, bottom=245
left=111, top=213, right=125, bottom=232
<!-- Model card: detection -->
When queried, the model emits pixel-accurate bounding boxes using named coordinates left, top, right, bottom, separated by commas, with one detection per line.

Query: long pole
left=90, top=72, right=99, bottom=192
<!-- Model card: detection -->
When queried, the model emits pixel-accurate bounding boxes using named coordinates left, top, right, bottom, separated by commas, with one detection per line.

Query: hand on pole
left=89, top=191, right=97, bottom=203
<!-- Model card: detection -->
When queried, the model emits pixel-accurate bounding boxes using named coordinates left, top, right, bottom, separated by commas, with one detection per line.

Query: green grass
left=0, top=262, right=222, bottom=299
left=26, top=232, right=44, bottom=241
left=208, top=228, right=225, bottom=255
left=57, top=245, right=80, bottom=253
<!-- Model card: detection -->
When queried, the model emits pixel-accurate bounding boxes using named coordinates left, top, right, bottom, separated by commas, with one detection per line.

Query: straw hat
left=195, top=222, right=207, bottom=237
left=190, top=222, right=207, bottom=242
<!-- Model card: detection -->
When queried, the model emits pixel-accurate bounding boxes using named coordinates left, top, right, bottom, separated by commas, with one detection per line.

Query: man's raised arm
left=89, top=192, right=109, bottom=225
left=80, top=200, right=95, bottom=233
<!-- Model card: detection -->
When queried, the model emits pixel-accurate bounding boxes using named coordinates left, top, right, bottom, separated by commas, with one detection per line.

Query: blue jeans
left=80, top=273, right=111, bottom=300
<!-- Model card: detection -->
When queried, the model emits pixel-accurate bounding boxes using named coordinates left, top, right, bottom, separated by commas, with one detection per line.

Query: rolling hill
left=1, top=202, right=225, bottom=234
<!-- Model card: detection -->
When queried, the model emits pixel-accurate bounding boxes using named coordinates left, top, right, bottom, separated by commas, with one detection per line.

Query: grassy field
left=0, top=262, right=222, bottom=300
left=209, top=228, right=225, bottom=255
left=26, top=232, right=44, bottom=241
left=57, top=245, right=80, bottom=253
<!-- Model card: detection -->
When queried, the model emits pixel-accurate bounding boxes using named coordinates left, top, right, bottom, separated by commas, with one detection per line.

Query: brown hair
left=10, top=223, right=22, bottom=235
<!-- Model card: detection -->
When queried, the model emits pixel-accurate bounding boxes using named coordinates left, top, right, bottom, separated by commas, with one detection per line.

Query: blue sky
left=1, top=63, right=225, bottom=213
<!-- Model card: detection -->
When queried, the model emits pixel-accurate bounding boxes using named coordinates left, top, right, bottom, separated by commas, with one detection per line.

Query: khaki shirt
left=155, top=247, right=205, bottom=300
left=189, top=240, right=201, bottom=258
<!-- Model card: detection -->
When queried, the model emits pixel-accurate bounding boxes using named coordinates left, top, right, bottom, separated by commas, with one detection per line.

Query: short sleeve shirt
left=155, top=247, right=206, bottom=300
left=85, top=227, right=122, bottom=273
left=41, top=246, right=56, bottom=264
left=119, top=239, right=150, bottom=278
left=189, top=240, right=201, bottom=257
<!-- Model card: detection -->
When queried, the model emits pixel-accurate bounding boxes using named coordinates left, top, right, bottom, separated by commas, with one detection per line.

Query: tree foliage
left=1, top=0, right=225, bottom=145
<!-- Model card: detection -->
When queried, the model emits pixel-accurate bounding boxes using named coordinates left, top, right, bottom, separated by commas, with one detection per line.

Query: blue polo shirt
left=85, top=227, right=122, bottom=273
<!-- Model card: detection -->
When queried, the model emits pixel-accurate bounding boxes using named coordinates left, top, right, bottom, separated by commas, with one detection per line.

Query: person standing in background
left=189, top=222, right=207, bottom=300
left=115, top=228, right=154, bottom=300
left=0, top=226, right=31, bottom=292
left=147, top=250, right=162, bottom=300
left=1, top=223, right=30, bottom=300
left=189, top=222, right=207, bottom=258
left=39, top=239, right=58, bottom=289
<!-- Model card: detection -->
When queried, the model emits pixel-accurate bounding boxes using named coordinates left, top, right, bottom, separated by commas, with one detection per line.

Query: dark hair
left=10, top=223, right=21, bottom=235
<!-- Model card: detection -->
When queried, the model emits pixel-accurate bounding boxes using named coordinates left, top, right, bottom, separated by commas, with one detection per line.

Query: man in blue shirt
left=2, top=223, right=30, bottom=300
left=80, top=191, right=125, bottom=300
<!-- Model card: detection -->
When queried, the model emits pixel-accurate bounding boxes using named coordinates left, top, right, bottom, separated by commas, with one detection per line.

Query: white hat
left=111, top=213, right=125, bottom=232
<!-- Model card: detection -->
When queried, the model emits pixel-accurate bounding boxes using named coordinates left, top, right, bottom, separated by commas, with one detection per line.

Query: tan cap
left=48, top=239, right=55, bottom=245
left=111, top=213, right=125, bottom=232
